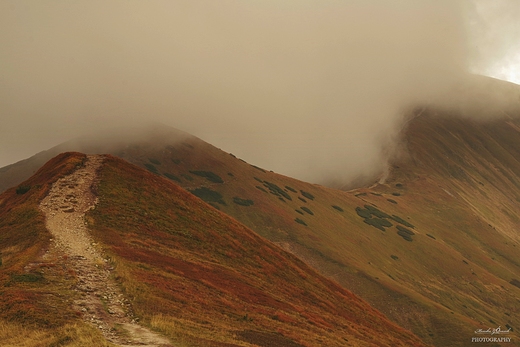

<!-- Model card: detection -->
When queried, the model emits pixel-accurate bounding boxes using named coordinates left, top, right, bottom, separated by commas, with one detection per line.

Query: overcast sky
left=1, top=1, right=520, bottom=185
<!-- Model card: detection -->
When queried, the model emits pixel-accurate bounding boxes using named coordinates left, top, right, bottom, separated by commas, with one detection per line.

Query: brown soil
left=39, top=155, right=173, bottom=347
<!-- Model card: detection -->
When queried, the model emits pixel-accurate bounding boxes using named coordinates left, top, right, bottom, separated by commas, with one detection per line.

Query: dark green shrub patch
left=370, top=192, right=382, bottom=196
left=300, top=190, right=315, bottom=200
left=397, top=231, right=413, bottom=241
left=11, top=273, right=44, bottom=283
left=295, top=209, right=304, bottom=215
left=16, top=186, right=31, bottom=195
left=390, top=215, right=415, bottom=228
left=509, top=279, right=520, bottom=289
left=190, top=187, right=226, bottom=205
left=355, top=192, right=367, bottom=197
left=263, top=181, right=292, bottom=200
left=298, top=197, right=307, bottom=203
left=392, top=192, right=401, bottom=196
left=144, top=163, right=158, bottom=174
left=391, top=255, right=399, bottom=260
left=228, top=172, right=234, bottom=177
left=148, top=158, right=161, bottom=165
left=332, top=205, right=344, bottom=212
left=164, top=173, right=181, bottom=182
left=295, top=218, right=307, bottom=226
left=364, top=205, right=391, bottom=219
left=233, top=197, right=254, bottom=206
left=189, top=171, right=224, bottom=183
left=395, top=183, right=403, bottom=188
left=426, top=233, right=436, bottom=240
left=285, top=186, right=297, bottom=193
left=254, top=177, right=264, bottom=183
left=255, top=186, right=268, bottom=193
left=396, top=226, right=414, bottom=241
left=251, top=165, right=266, bottom=173
left=300, top=207, right=314, bottom=215
left=387, top=199, right=397, bottom=204
left=396, top=225, right=414, bottom=235
left=363, top=218, right=390, bottom=231
left=355, top=207, right=372, bottom=219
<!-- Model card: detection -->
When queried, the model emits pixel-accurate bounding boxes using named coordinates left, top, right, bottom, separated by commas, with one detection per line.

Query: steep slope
left=0, top=152, right=114, bottom=346
left=1, top=76, right=519, bottom=346
left=0, top=152, right=427, bottom=347
left=2, top=120, right=519, bottom=345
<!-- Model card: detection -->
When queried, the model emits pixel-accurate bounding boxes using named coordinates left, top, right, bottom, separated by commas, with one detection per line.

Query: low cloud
left=1, top=1, right=519, bottom=186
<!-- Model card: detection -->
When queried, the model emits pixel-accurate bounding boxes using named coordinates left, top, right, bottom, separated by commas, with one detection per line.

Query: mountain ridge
left=0, top=152, right=429, bottom=346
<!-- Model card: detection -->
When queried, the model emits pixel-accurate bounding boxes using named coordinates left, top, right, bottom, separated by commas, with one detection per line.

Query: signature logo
left=474, top=326, right=512, bottom=335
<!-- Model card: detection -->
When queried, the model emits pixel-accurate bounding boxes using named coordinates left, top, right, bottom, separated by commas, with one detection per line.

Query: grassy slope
left=93, top=118, right=520, bottom=346
left=0, top=152, right=114, bottom=347
left=87, top=154, right=427, bottom=347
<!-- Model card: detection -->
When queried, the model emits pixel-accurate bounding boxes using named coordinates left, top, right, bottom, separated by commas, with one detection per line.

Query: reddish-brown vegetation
left=88, top=155, right=428, bottom=346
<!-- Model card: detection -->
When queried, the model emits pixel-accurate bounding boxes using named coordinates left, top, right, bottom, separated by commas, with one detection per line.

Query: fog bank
left=1, top=1, right=519, bottom=185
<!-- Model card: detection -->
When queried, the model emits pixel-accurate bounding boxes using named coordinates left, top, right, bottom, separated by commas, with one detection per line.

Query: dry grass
left=0, top=320, right=114, bottom=347
left=86, top=155, right=428, bottom=347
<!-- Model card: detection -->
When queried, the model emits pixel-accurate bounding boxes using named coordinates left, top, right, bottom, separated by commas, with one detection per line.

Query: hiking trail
left=39, top=154, right=173, bottom=347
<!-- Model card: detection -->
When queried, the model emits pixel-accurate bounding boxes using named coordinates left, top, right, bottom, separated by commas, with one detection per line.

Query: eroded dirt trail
left=39, top=155, right=173, bottom=347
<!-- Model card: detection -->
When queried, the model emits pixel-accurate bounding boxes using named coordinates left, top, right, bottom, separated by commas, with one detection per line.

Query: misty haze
left=1, top=2, right=520, bottom=346
left=2, top=1, right=520, bottom=187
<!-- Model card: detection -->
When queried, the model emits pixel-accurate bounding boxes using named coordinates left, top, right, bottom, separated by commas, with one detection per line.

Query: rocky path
left=39, top=155, right=173, bottom=347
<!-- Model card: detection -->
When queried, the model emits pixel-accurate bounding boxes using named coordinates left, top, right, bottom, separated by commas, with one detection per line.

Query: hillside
left=1, top=119, right=519, bottom=346
left=0, top=152, right=428, bottom=346
left=1, top=76, right=520, bottom=346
